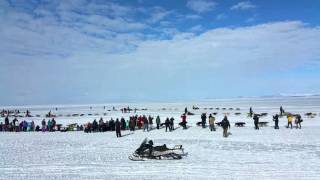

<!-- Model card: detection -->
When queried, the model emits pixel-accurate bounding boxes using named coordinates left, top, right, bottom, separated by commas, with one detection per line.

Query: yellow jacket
left=209, top=117, right=215, bottom=125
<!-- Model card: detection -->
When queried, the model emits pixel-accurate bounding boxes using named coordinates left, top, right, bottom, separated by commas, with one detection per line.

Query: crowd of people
left=83, top=115, right=178, bottom=137
left=249, top=107, right=304, bottom=130
left=0, top=106, right=306, bottom=138
left=0, top=116, right=57, bottom=132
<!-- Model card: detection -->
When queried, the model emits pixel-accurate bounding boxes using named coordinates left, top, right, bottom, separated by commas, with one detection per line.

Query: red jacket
left=181, top=114, right=187, bottom=122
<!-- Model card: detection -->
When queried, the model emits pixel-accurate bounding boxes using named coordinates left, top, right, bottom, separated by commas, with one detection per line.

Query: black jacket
left=221, top=119, right=230, bottom=129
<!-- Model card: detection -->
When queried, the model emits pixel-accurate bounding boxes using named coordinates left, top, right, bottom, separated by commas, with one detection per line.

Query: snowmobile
left=128, top=138, right=187, bottom=161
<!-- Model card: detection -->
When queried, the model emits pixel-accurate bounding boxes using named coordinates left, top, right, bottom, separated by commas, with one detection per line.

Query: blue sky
left=0, top=0, right=320, bottom=105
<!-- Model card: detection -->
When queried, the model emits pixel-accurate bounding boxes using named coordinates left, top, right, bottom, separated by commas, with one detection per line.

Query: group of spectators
left=84, top=115, right=179, bottom=136
left=0, top=106, right=305, bottom=138
left=0, top=116, right=57, bottom=132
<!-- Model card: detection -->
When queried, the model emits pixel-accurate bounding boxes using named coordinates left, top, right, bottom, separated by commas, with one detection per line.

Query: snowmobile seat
left=153, top=144, right=169, bottom=151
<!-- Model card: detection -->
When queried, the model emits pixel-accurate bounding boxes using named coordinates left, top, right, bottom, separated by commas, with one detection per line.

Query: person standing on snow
left=51, top=118, right=56, bottom=131
left=253, top=114, right=259, bottom=130
left=121, top=117, right=126, bottom=130
left=170, top=117, right=175, bottom=131
left=47, top=119, right=52, bottom=132
left=137, top=116, right=143, bottom=129
left=249, top=107, right=253, bottom=117
left=209, top=114, right=216, bottom=131
left=273, top=114, right=279, bottom=129
left=30, top=121, right=35, bottom=131
left=287, top=114, right=293, bottom=129
left=148, top=115, right=153, bottom=129
left=129, top=117, right=135, bottom=131
left=165, top=118, right=170, bottom=132
left=143, top=116, right=149, bottom=132
left=180, top=113, right=187, bottom=129
left=201, top=113, right=207, bottom=128
left=4, top=115, right=9, bottom=131
left=41, top=119, right=46, bottom=132
left=221, top=116, right=230, bottom=137
left=156, top=116, right=161, bottom=129
left=115, top=119, right=121, bottom=137
left=280, top=106, right=285, bottom=116
left=295, top=114, right=303, bottom=129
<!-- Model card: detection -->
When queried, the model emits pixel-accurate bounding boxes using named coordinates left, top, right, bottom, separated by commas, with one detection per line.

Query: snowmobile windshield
left=141, top=138, right=148, bottom=145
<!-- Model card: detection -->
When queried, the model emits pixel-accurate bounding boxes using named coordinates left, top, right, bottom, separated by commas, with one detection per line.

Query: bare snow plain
left=1, top=97, right=320, bottom=180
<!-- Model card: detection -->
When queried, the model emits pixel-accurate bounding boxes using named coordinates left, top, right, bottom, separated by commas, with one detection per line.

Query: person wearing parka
left=156, top=116, right=161, bottom=129
left=221, top=116, right=230, bottom=137
left=209, top=114, right=216, bottom=131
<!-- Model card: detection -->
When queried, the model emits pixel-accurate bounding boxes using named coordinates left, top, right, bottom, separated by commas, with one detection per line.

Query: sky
left=0, top=0, right=320, bottom=105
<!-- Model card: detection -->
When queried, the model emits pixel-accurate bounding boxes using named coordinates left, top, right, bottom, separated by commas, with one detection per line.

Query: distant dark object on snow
left=254, top=113, right=268, bottom=117
left=192, top=106, right=199, bottom=110
left=215, top=122, right=222, bottom=126
left=235, top=122, right=246, bottom=127
left=235, top=112, right=241, bottom=115
left=258, top=122, right=269, bottom=127
left=305, top=112, right=316, bottom=118
left=186, top=112, right=194, bottom=115
left=260, top=113, right=268, bottom=117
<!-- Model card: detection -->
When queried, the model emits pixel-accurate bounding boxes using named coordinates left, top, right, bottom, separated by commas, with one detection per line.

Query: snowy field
left=1, top=97, right=320, bottom=180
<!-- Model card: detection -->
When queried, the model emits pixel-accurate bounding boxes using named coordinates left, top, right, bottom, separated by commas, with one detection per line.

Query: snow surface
left=1, top=97, right=320, bottom=180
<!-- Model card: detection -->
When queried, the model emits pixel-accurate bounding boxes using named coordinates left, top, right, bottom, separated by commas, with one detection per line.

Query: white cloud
left=216, top=13, right=227, bottom=20
left=1, top=0, right=319, bottom=104
left=246, top=17, right=255, bottom=23
left=186, top=0, right=217, bottom=13
left=147, top=7, right=172, bottom=24
left=116, top=21, right=320, bottom=74
left=185, top=14, right=202, bottom=20
left=231, top=1, right=256, bottom=10
left=85, top=15, right=146, bottom=32
left=190, top=25, right=204, bottom=32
